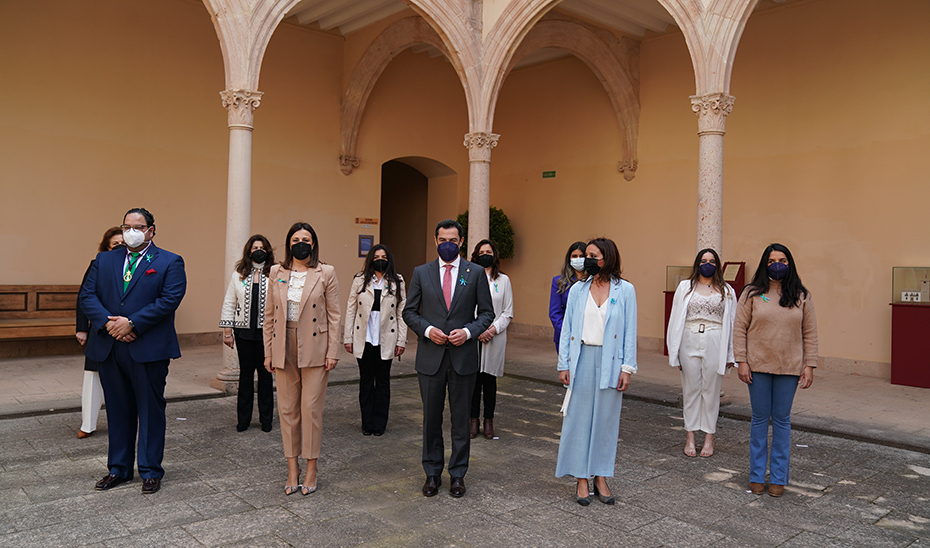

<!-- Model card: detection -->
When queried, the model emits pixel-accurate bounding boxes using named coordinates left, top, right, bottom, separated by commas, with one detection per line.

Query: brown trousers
left=276, top=322, right=329, bottom=459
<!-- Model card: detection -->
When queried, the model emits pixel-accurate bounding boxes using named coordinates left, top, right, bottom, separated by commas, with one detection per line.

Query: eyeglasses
left=120, top=224, right=149, bottom=232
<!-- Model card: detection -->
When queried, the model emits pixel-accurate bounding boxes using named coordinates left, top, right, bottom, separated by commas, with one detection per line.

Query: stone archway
left=503, top=14, right=641, bottom=180
left=339, top=17, right=460, bottom=175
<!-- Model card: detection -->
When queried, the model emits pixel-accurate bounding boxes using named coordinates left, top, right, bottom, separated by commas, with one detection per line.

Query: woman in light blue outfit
left=556, top=238, right=637, bottom=506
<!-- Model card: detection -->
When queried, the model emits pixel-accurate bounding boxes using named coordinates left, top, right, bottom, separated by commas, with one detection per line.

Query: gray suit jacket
left=403, top=258, right=495, bottom=375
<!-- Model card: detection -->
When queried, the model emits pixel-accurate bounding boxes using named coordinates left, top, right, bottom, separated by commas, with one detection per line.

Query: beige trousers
left=678, top=325, right=724, bottom=434
left=276, top=322, right=329, bottom=459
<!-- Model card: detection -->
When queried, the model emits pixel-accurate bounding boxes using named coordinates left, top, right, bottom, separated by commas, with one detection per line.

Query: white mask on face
left=123, top=228, right=146, bottom=248
left=570, top=257, right=585, bottom=271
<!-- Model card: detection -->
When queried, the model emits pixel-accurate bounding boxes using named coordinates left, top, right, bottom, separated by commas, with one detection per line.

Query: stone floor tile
left=0, top=514, right=129, bottom=548
left=181, top=506, right=301, bottom=547
left=709, top=515, right=801, bottom=547
left=776, top=531, right=857, bottom=548
left=632, top=516, right=725, bottom=547
left=103, top=525, right=203, bottom=548
left=835, top=520, right=921, bottom=547
left=185, top=492, right=255, bottom=520
left=276, top=511, right=400, bottom=548
left=115, top=500, right=203, bottom=533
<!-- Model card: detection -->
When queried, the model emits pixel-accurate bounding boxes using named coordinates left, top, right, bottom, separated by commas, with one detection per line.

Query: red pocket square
left=144, top=269, right=157, bottom=276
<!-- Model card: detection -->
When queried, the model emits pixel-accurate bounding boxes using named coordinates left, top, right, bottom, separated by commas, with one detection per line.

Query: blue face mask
left=767, top=262, right=789, bottom=281
left=437, top=241, right=460, bottom=262
left=699, top=263, right=716, bottom=278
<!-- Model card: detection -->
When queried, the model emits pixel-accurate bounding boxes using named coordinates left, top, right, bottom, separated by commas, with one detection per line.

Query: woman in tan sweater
left=734, top=243, right=817, bottom=497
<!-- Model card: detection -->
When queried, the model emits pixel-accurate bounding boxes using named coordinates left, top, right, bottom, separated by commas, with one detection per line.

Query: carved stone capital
left=464, top=132, right=500, bottom=162
left=221, top=89, right=263, bottom=129
left=617, top=160, right=638, bottom=181
left=339, top=155, right=360, bottom=175
left=690, top=93, right=735, bottom=135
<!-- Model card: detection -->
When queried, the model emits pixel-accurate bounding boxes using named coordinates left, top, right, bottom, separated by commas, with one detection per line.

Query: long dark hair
left=470, top=239, right=503, bottom=281
left=687, top=248, right=727, bottom=302
left=98, top=226, right=123, bottom=253
left=587, top=238, right=622, bottom=284
left=745, top=243, right=808, bottom=308
left=281, top=222, right=320, bottom=269
left=356, top=244, right=402, bottom=295
left=557, top=241, right=587, bottom=294
left=235, top=234, right=274, bottom=280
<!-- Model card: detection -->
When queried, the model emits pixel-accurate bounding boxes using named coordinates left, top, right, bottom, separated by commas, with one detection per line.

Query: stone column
left=213, top=89, right=262, bottom=394
left=463, top=132, right=499, bottom=249
left=690, top=93, right=734, bottom=255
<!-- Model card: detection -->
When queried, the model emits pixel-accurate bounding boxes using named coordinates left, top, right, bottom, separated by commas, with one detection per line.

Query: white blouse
left=581, top=290, right=607, bottom=346
left=286, top=271, right=306, bottom=321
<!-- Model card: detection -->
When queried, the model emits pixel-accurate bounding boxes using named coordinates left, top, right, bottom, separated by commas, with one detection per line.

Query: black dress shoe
left=261, top=423, right=272, bottom=432
left=363, top=430, right=373, bottom=436
left=142, top=478, right=161, bottom=494
left=593, top=478, right=615, bottom=505
left=236, top=424, right=248, bottom=432
left=449, top=477, right=466, bottom=498
left=95, top=473, right=128, bottom=491
left=373, top=430, right=384, bottom=436
left=422, top=476, right=441, bottom=497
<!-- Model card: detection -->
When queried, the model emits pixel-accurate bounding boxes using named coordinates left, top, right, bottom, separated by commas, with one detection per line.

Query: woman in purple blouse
left=549, top=242, right=587, bottom=351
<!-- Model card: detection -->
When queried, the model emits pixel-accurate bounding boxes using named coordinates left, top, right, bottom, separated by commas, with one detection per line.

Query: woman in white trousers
left=666, top=248, right=736, bottom=457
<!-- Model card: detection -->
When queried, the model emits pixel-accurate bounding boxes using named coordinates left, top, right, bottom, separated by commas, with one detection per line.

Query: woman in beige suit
left=344, top=244, right=407, bottom=436
left=263, top=222, right=340, bottom=496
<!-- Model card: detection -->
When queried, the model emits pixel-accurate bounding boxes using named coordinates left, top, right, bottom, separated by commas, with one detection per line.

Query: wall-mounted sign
left=542, top=171, right=556, bottom=178
left=355, top=218, right=378, bottom=225
left=358, top=235, right=374, bottom=258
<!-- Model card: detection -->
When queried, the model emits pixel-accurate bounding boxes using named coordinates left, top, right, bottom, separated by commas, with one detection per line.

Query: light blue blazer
left=557, top=277, right=637, bottom=390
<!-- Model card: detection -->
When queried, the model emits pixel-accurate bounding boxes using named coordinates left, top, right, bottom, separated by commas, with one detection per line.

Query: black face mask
left=291, top=242, right=312, bottom=261
left=476, top=254, right=494, bottom=268
left=584, top=257, right=601, bottom=275
left=372, top=259, right=389, bottom=273
left=250, top=250, right=267, bottom=264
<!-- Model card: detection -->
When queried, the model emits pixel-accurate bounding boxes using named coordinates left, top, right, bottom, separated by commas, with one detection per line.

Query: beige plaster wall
left=492, top=0, right=930, bottom=375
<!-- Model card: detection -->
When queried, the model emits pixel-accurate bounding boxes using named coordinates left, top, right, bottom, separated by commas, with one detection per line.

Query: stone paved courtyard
left=1, top=374, right=928, bottom=547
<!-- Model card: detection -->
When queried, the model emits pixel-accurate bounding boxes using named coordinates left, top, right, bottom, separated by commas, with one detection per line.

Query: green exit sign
left=542, top=171, right=556, bottom=178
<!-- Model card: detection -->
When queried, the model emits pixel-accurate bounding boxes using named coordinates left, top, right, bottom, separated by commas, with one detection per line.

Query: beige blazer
left=343, top=273, right=407, bottom=360
left=263, top=263, right=341, bottom=369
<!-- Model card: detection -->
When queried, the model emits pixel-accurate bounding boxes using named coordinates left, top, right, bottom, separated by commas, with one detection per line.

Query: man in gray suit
left=403, top=219, right=495, bottom=498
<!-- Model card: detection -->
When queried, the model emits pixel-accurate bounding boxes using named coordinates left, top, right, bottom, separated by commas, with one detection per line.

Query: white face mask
left=123, top=228, right=146, bottom=248
left=570, top=257, right=585, bottom=271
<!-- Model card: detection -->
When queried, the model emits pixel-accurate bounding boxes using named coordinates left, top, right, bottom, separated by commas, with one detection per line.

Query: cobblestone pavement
left=1, top=375, right=928, bottom=547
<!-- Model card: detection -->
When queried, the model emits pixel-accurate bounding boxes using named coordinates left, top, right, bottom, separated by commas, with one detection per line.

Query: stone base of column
left=210, top=376, right=238, bottom=395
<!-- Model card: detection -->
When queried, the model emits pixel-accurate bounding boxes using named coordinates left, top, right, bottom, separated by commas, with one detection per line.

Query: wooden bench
left=0, top=285, right=80, bottom=340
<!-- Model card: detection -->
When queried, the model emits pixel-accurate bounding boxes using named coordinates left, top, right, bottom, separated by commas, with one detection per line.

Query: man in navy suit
left=79, top=207, right=186, bottom=494
left=403, top=219, right=494, bottom=498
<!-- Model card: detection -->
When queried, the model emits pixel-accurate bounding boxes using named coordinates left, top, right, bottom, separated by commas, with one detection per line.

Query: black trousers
left=470, top=372, right=497, bottom=419
left=418, top=350, right=476, bottom=478
left=357, top=342, right=392, bottom=432
left=236, top=335, right=274, bottom=428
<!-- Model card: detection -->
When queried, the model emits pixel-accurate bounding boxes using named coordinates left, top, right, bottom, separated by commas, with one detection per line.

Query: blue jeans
left=747, top=372, right=798, bottom=485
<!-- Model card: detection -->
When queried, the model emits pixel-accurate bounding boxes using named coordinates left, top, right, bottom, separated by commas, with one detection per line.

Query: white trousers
left=678, top=327, right=724, bottom=434
left=80, top=370, right=104, bottom=433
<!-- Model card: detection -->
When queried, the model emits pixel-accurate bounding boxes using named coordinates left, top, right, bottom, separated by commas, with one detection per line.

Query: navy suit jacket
left=79, top=243, right=187, bottom=363
left=402, top=258, right=494, bottom=376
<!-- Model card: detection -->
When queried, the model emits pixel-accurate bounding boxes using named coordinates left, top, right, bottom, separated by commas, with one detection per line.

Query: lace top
left=286, top=271, right=307, bottom=321
left=686, top=290, right=724, bottom=324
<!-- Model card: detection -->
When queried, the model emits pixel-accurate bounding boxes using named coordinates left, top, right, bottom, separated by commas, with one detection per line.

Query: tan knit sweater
left=733, top=284, right=818, bottom=376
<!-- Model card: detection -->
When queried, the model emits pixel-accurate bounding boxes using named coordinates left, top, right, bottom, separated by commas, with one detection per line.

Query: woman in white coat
left=666, top=248, right=736, bottom=458
left=344, top=244, right=407, bottom=436
left=469, top=240, right=513, bottom=440
left=220, top=235, right=275, bottom=432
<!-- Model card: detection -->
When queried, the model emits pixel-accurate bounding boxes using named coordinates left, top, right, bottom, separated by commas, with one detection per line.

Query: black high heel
left=575, top=479, right=593, bottom=506
left=593, top=477, right=615, bottom=505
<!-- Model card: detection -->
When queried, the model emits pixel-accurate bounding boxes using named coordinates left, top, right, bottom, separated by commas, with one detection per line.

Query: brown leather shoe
left=142, top=478, right=161, bottom=494
left=77, top=430, right=93, bottom=439
left=749, top=482, right=765, bottom=495
left=469, top=418, right=479, bottom=439
left=483, top=419, right=495, bottom=439
left=422, top=476, right=441, bottom=497
left=768, top=484, right=784, bottom=497
left=449, top=477, right=466, bottom=498
left=95, top=473, right=128, bottom=491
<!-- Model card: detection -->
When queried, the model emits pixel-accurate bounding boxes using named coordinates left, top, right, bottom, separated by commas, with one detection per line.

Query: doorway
left=380, top=160, right=428, bottom=284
